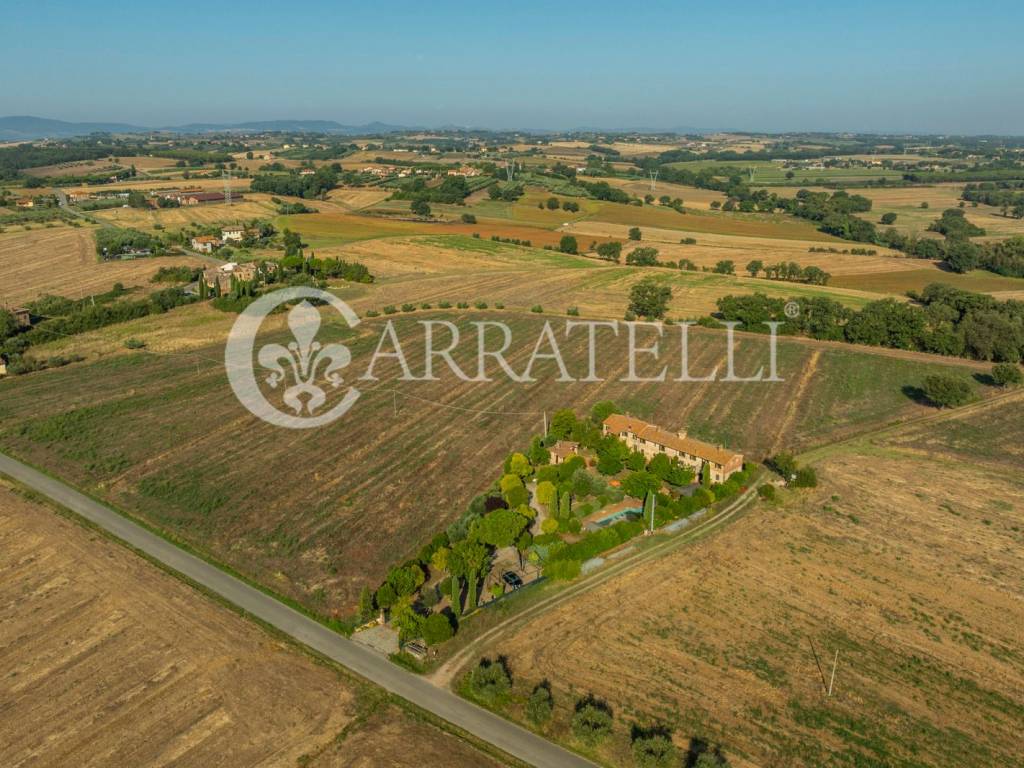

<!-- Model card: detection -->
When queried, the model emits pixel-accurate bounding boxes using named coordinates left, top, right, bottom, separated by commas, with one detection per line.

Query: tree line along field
left=0, top=481, right=504, bottom=768
left=477, top=393, right=1024, bottom=767
left=0, top=312, right=993, bottom=616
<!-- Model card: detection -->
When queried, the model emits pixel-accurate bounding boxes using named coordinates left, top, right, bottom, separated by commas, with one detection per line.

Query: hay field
left=0, top=225, right=205, bottom=304
left=580, top=202, right=839, bottom=241
left=283, top=234, right=882, bottom=317
left=0, top=314, right=984, bottom=615
left=484, top=394, right=1024, bottom=767
left=92, top=196, right=277, bottom=230
left=853, top=184, right=1024, bottom=239
left=61, top=176, right=252, bottom=196
left=0, top=481, right=354, bottom=766
left=0, top=482, right=504, bottom=768
left=831, top=264, right=1024, bottom=295
left=602, top=177, right=727, bottom=210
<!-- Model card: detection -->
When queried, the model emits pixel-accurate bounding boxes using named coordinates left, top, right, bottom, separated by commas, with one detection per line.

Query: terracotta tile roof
left=602, top=414, right=741, bottom=467
left=549, top=440, right=579, bottom=459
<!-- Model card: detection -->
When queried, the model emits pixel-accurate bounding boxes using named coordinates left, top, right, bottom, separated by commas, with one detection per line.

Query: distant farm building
left=202, top=262, right=257, bottom=293
left=11, top=307, right=32, bottom=328
left=221, top=225, right=245, bottom=242
left=447, top=166, right=481, bottom=177
left=299, top=168, right=316, bottom=176
left=15, top=198, right=34, bottom=208
left=190, top=235, right=221, bottom=253
left=549, top=440, right=580, bottom=465
left=178, top=191, right=241, bottom=206
left=602, top=414, right=743, bottom=483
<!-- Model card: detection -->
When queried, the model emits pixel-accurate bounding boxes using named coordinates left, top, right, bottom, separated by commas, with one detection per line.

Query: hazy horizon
left=4, top=0, right=1024, bottom=135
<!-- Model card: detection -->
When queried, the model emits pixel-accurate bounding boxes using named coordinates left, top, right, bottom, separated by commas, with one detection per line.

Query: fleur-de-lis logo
left=257, top=300, right=352, bottom=415
left=225, top=288, right=361, bottom=429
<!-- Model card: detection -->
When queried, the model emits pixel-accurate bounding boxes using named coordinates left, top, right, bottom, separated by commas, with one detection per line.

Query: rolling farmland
left=0, top=312, right=991, bottom=616
left=0, top=481, right=504, bottom=768
left=0, top=224, right=206, bottom=304
left=480, top=394, right=1024, bottom=767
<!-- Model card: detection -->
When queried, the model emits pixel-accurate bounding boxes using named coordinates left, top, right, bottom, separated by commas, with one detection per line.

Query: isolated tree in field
left=410, top=199, right=431, bottom=216
left=632, top=731, right=679, bottom=768
left=526, top=682, right=554, bottom=725
left=571, top=696, right=613, bottom=746
left=596, top=240, right=622, bottom=261
left=628, top=226, right=642, bottom=241
left=357, top=585, right=376, bottom=622
left=991, top=362, right=1023, bottom=387
left=880, top=212, right=897, bottom=225
left=559, top=235, right=578, bottom=254
left=468, top=658, right=512, bottom=704
left=625, top=247, right=659, bottom=266
left=746, top=259, right=763, bottom=277
left=461, top=212, right=476, bottom=224
left=546, top=196, right=560, bottom=210
left=921, top=373, right=974, bottom=408
left=713, top=259, right=735, bottom=275
left=628, top=277, right=672, bottom=320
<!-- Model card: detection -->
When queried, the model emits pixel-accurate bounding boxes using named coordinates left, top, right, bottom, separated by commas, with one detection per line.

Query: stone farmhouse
left=202, top=262, right=257, bottom=294
left=602, top=414, right=743, bottom=484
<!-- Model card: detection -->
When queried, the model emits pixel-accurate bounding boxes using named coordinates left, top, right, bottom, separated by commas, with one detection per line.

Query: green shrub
left=531, top=305, right=543, bottom=313
left=467, top=658, right=512, bottom=704
left=632, top=732, right=679, bottom=768
left=921, top=373, right=974, bottom=408
left=123, top=338, right=146, bottom=349
left=792, top=467, right=818, bottom=488
left=383, top=305, right=397, bottom=315
left=526, top=683, right=554, bottom=725
left=401, top=303, right=416, bottom=312
left=757, top=484, right=776, bottom=501
left=991, top=363, right=1023, bottom=387
left=572, top=697, right=613, bottom=746
left=422, top=613, right=454, bottom=645
left=474, top=301, right=488, bottom=310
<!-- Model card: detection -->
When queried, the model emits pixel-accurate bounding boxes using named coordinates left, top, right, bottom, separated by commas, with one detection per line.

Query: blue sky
left=4, top=0, right=1023, bottom=134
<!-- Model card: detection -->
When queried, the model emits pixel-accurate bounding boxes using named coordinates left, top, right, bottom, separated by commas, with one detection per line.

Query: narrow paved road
left=0, top=452, right=596, bottom=768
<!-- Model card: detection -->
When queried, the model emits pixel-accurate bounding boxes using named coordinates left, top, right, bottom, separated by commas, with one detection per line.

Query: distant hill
left=0, top=115, right=146, bottom=140
left=0, top=115, right=412, bottom=140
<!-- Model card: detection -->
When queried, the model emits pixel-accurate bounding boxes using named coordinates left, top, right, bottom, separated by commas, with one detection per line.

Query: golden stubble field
left=0, top=225, right=206, bottom=304
left=483, top=394, right=1024, bottom=767
left=0, top=482, right=503, bottom=768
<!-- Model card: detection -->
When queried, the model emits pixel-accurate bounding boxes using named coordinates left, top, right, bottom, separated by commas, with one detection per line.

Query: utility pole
left=224, top=168, right=232, bottom=206
left=649, top=168, right=659, bottom=193
left=542, top=411, right=547, bottom=435
left=828, top=650, right=839, bottom=697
